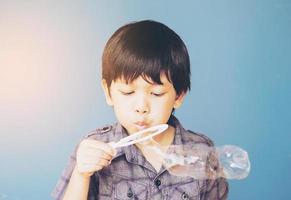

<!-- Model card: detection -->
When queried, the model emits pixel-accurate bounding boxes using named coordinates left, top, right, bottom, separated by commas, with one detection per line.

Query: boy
left=52, top=20, right=228, bottom=200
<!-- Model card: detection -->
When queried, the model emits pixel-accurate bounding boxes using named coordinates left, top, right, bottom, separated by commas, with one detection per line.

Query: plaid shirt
left=52, top=115, right=228, bottom=200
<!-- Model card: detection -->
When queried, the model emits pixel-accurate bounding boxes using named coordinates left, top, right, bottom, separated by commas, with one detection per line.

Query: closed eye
left=120, top=91, right=134, bottom=96
left=151, top=92, right=165, bottom=97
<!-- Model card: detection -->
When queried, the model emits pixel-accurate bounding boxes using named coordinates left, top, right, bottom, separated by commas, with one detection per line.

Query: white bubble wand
left=109, top=124, right=168, bottom=148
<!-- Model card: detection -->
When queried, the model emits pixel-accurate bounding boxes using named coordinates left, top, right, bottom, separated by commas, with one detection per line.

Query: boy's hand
left=76, top=139, right=116, bottom=177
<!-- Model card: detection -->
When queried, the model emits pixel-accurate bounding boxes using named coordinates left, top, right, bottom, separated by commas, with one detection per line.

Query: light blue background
left=0, top=1, right=290, bottom=199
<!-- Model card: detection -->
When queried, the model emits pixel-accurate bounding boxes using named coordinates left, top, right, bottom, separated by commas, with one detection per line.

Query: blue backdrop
left=0, top=0, right=290, bottom=199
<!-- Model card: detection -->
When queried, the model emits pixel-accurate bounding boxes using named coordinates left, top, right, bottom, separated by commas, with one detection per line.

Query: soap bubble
left=146, top=144, right=250, bottom=180
left=216, top=145, right=251, bottom=179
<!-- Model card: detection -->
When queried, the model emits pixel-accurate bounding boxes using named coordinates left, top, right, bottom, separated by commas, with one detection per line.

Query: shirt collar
left=168, top=114, right=185, bottom=146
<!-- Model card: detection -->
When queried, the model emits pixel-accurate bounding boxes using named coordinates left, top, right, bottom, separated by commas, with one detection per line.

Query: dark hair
left=102, top=20, right=191, bottom=96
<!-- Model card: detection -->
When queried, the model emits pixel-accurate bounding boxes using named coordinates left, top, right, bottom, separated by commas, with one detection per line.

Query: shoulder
left=83, top=123, right=119, bottom=143
left=169, top=115, right=215, bottom=147
left=181, top=129, right=214, bottom=147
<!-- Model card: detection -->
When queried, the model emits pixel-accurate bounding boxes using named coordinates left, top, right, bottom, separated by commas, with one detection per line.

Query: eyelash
left=120, top=91, right=165, bottom=97
left=121, top=91, right=134, bottom=96
left=151, top=92, right=165, bottom=97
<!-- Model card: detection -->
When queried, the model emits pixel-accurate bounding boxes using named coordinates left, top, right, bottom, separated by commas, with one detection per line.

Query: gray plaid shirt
left=52, top=115, right=228, bottom=200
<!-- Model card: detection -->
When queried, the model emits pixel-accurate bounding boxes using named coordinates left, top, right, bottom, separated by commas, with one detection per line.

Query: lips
left=134, top=121, right=149, bottom=130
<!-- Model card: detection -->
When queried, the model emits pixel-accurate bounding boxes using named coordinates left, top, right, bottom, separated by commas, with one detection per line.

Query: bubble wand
left=109, top=124, right=168, bottom=148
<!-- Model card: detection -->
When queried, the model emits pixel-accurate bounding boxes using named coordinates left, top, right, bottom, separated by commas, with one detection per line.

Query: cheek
left=114, top=99, right=132, bottom=113
left=152, top=97, right=175, bottom=113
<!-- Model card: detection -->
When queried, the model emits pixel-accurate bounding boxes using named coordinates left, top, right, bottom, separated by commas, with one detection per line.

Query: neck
left=136, top=125, right=175, bottom=172
left=136, top=125, right=175, bottom=150
left=153, top=125, right=175, bottom=146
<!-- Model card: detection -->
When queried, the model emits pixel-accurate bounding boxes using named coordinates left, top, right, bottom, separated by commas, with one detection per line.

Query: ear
left=101, top=79, right=113, bottom=106
left=174, top=92, right=186, bottom=109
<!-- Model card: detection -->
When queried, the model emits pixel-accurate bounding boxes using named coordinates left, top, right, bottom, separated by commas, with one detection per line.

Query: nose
left=135, top=106, right=148, bottom=114
left=134, top=96, right=149, bottom=114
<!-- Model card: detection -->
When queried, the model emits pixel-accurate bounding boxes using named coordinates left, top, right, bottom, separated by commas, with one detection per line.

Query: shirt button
left=99, top=126, right=112, bottom=134
left=154, top=179, right=161, bottom=187
left=181, top=192, right=189, bottom=200
left=127, top=189, right=133, bottom=198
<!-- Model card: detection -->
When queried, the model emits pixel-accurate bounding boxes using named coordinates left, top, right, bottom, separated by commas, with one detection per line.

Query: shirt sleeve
left=51, top=147, right=77, bottom=200
left=200, top=149, right=229, bottom=200
left=200, top=178, right=229, bottom=200
left=200, top=143, right=229, bottom=200
left=51, top=147, right=100, bottom=200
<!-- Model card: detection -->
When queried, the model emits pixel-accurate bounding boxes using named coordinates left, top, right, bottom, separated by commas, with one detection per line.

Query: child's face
left=102, top=73, right=185, bottom=134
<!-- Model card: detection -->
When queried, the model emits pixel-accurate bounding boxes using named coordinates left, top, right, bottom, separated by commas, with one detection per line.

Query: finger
left=78, top=148, right=115, bottom=163
left=84, top=148, right=113, bottom=160
left=77, top=148, right=114, bottom=165
left=78, top=164, right=102, bottom=174
left=78, top=158, right=111, bottom=174
left=78, top=156, right=111, bottom=166
left=100, top=151, right=114, bottom=160
left=97, top=144, right=116, bottom=157
left=80, top=139, right=116, bottom=156
left=95, top=157, right=111, bottom=167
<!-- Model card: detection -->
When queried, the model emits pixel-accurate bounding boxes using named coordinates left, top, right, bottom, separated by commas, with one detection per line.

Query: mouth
left=134, top=122, right=149, bottom=130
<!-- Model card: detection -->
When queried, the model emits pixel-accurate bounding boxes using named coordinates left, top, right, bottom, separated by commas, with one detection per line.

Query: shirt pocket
left=113, top=179, right=148, bottom=200
left=170, top=181, right=200, bottom=200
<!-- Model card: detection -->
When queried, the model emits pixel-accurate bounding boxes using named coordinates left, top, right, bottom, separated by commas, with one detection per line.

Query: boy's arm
left=62, top=166, right=91, bottom=200
left=51, top=149, right=78, bottom=200
left=62, top=139, right=115, bottom=200
left=52, top=139, right=115, bottom=200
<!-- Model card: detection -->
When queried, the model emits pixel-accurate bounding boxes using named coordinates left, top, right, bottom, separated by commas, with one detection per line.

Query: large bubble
left=145, top=143, right=251, bottom=180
